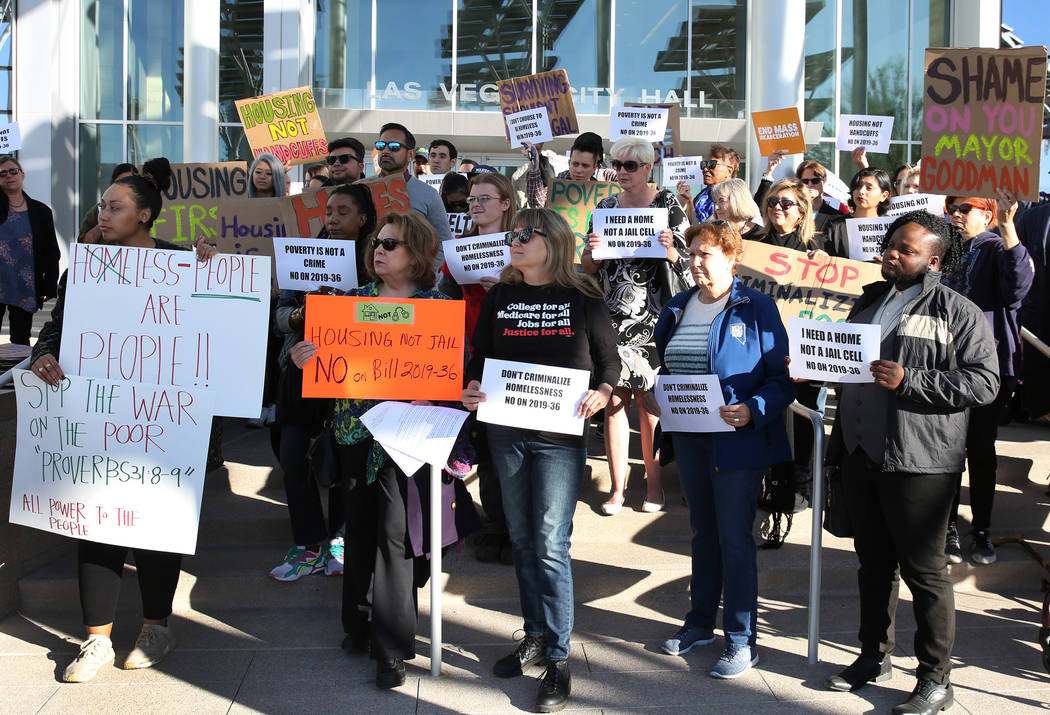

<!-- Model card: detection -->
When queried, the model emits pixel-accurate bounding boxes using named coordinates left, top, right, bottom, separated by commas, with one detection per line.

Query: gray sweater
left=405, top=175, right=453, bottom=270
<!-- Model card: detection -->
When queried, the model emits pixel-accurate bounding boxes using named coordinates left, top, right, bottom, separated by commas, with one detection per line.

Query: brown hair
left=795, top=160, right=827, bottom=182
left=500, top=208, right=602, bottom=298
left=364, top=212, right=439, bottom=289
left=709, top=144, right=740, bottom=175
left=464, top=173, right=517, bottom=236
left=685, top=221, right=743, bottom=273
left=758, top=178, right=817, bottom=248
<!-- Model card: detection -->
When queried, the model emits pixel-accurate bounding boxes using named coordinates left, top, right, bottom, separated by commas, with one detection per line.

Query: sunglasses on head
left=504, top=227, right=548, bottom=245
left=766, top=197, right=798, bottom=211
left=326, top=153, right=361, bottom=165
left=799, top=177, right=823, bottom=186
left=375, top=141, right=406, bottom=152
left=371, top=236, right=405, bottom=251
left=946, top=203, right=975, bottom=215
left=611, top=159, right=647, bottom=173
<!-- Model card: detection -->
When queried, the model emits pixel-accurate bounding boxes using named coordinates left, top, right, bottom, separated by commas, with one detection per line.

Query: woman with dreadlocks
left=820, top=210, right=999, bottom=714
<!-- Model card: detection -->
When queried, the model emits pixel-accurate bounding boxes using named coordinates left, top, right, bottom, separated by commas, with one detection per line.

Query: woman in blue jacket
left=649, top=221, right=795, bottom=678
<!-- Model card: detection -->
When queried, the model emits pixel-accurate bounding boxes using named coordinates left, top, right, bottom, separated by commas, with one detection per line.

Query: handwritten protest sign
left=0, top=121, right=21, bottom=152
left=752, top=107, right=807, bottom=155
left=887, top=192, right=945, bottom=216
left=845, top=216, right=895, bottom=260
left=235, top=86, right=328, bottom=167
left=788, top=317, right=879, bottom=383
left=213, top=197, right=288, bottom=260
left=59, top=243, right=271, bottom=418
left=302, top=295, right=465, bottom=400
left=590, top=208, right=669, bottom=259
left=920, top=46, right=1047, bottom=202
left=10, top=370, right=213, bottom=554
left=498, top=70, right=578, bottom=139
left=273, top=237, right=357, bottom=292
left=357, top=174, right=412, bottom=219
left=547, top=179, right=623, bottom=261
left=153, top=162, right=250, bottom=244
left=610, top=105, right=670, bottom=142
left=448, top=212, right=473, bottom=239
left=736, top=240, right=882, bottom=325
left=506, top=106, right=555, bottom=146
left=654, top=375, right=733, bottom=433
left=836, top=114, right=895, bottom=153
left=477, top=358, right=590, bottom=435
left=625, top=102, right=682, bottom=161
left=661, top=156, right=705, bottom=186
left=444, top=233, right=510, bottom=284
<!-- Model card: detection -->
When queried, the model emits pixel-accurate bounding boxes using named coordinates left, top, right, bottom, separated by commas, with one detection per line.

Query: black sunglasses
left=799, top=177, right=823, bottom=186
left=375, top=141, right=406, bottom=152
left=700, top=160, right=725, bottom=170
left=371, top=236, right=405, bottom=251
left=326, top=153, right=362, bottom=165
left=611, top=159, right=647, bottom=173
left=766, top=197, right=798, bottom=210
left=504, top=227, right=548, bottom=245
left=945, top=204, right=975, bottom=215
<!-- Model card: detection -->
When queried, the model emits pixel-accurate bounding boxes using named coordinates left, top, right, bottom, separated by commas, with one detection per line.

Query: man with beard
left=323, top=137, right=366, bottom=185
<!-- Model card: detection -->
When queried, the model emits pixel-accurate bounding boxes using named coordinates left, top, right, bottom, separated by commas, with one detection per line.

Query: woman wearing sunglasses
left=462, top=208, right=618, bottom=712
left=581, top=137, right=691, bottom=515
left=290, top=212, right=479, bottom=690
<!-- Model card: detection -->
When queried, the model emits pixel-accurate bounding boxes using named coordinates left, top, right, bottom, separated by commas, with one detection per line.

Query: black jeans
left=77, top=540, right=182, bottom=626
left=279, top=423, right=344, bottom=545
left=0, top=303, right=33, bottom=345
left=951, top=385, right=1009, bottom=532
left=843, top=448, right=956, bottom=684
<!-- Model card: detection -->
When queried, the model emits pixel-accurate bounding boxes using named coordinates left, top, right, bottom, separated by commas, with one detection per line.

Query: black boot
left=826, top=653, right=892, bottom=691
left=375, top=658, right=406, bottom=689
left=535, top=660, right=571, bottom=713
left=492, top=633, right=546, bottom=677
left=892, top=679, right=954, bottom=714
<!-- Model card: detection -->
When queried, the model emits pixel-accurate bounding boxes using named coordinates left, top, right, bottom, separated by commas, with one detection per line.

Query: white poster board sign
left=59, top=243, right=271, bottom=418
left=610, top=105, right=670, bottom=141
left=887, top=193, right=945, bottom=216
left=0, top=121, right=22, bottom=152
left=444, top=232, right=511, bottom=284
left=844, top=217, right=895, bottom=261
left=788, top=317, right=880, bottom=383
left=654, top=375, right=733, bottom=433
left=477, top=358, right=590, bottom=435
left=591, top=208, right=669, bottom=259
left=448, top=212, right=473, bottom=239
left=836, top=114, right=895, bottom=153
left=661, top=156, right=705, bottom=186
left=273, top=237, right=357, bottom=292
left=10, top=370, right=213, bottom=554
left=419, top=174, right=445, bottom=190
left=506, top=106, right=555, bottom=146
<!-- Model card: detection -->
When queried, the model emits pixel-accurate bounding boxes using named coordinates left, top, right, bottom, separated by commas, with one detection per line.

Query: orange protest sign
left=302, top=295, right=465, bottom=400
left=357, top=174, right=412, bottom=218
left=235, top=87, right=328, bottom=167
left=751, top=107, right=807, bottom=155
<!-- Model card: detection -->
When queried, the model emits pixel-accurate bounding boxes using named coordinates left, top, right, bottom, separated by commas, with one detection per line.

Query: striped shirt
left=664, top=293, right=730, bottom=374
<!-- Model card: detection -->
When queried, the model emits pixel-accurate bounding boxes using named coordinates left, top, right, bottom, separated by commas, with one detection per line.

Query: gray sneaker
left=62, top=634, right=115, bottom=683
left=661, top=625, right=715, bottom=655
left=710, top=644, right=759, bottom=679
left=123, top=624, right=176, bottom=669
left=971, top=530, right=997, bottom=565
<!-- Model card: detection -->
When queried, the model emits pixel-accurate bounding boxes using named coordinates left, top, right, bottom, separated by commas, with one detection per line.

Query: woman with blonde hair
left=757, top=178, right=826, bottom=253
left=710, top=178, right=761, bottom=240
left=463, top=208, right=619, bottom=712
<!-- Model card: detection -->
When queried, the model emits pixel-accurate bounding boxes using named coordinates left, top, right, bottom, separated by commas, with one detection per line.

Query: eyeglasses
left=375, top=141, right=406, bottom=152
left=766, top=197, right=798, bottom=211
left=700, top=160, right=726, bottom=171
left=0, top=168, right=20, bottom=177
left=504, top=227, right=547, bottom=245
left=709, top=219, right=729, bottom=226
left=466, top=195, right=497, bottom=206
left=611, top=159, right=648, bottom=173
left=371, top=236, right=405, bottom=251
left=946, top=203, right=975, bottom=215
left=326, top=154, right=362, bottom=165
left=799, top=177, right=824, bottom=186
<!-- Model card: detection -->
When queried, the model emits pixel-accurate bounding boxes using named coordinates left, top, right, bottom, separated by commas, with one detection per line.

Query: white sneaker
left=325, top=537, right=345, bottom=576
left=63, top=634, right=115, bottom=682
left=123, top=623, right=176, bottom=669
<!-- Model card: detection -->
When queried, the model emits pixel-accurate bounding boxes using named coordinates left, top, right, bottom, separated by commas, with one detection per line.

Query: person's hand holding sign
left=461, top=380, right=486, bottom=411
left=577, top=383, right=612, bottom=419
left=720, top=403, right=752, bottom=428
left=657, top=228, right=679, bottom=263
left=290, top=340, right=318, bottom=369
left=583, top=232, right=603, bottom=266
left=870, top=359, right=904, bottom=390
left=29, top=353, right=64, bottom=386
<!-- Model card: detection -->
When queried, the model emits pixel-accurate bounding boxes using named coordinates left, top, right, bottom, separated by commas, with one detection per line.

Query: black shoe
left=945, top=522, right=963, bottom=565
left=492, top=633, right=546, bottom=678
left=375, top=658, right=406, bottom=689
left=535, top=660, right=571, bottom=713
left=499, top=536, right=514, bottom=565
left=971, top=529, right=997, bottom=565
left=474, top=532, right=502, bottom=563
left=892, top=679, right=954, bottom=714
left=341, top=630, right=370, bottom=655
left=826, top=654, right=892, bottom=691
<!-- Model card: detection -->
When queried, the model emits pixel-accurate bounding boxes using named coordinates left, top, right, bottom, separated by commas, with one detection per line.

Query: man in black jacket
left=825, top=211, right=999, bottom=714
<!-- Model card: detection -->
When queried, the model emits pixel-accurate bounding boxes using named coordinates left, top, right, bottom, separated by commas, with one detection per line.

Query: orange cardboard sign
left=357, top=174, right=412, bottom=218
left=751, top=107, right=807, bottom=155
left=302, top=295, right=465, bottom=400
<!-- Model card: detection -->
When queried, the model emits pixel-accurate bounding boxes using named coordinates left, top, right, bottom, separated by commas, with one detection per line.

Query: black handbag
left=655, top=257, right=693, bottom=304
left=305, top=428, right=345, bottom=490
left=822, top=464, right=853, bottom=538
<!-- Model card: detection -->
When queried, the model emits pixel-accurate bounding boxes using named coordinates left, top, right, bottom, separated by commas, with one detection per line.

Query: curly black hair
left=880, top=210, right=965, bottom=274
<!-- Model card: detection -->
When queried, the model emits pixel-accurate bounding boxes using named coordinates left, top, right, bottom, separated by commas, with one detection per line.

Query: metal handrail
left=1021, top=327, right=1050, bottom=360
left=0, top=356, right=29, bottom=387
left=789, top=400, right=825, bottom=665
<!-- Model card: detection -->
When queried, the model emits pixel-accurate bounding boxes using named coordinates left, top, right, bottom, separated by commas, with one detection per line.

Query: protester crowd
left=9, top=115, right=1050, bottom=715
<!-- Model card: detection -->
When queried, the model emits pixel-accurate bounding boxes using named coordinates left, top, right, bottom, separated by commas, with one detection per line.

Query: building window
left=0, top=0, right=13, bottom=126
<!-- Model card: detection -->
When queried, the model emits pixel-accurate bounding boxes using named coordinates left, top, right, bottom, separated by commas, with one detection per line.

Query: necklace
left=8, top=196, right=25, bottom=210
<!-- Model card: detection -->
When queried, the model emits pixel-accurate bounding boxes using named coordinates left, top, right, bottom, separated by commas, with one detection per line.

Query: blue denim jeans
left=672, top=433, right=765, bottom=648
left=487, top=424, right=586, bottom=661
